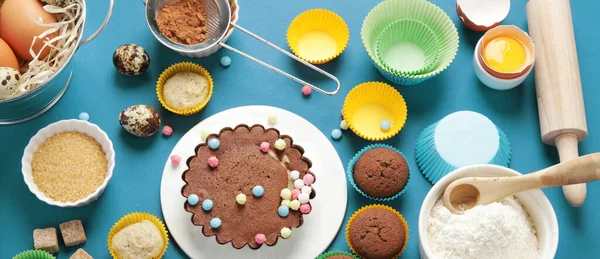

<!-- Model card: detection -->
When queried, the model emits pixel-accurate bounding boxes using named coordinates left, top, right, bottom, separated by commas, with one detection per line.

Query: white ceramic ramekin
left=473, top=37, right=533, bottom=90
left=21, top=120, right=115, bottom=207
left=418, top=164, right=559, bottom=259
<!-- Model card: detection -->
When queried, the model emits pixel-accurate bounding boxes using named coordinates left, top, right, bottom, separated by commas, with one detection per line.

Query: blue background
left=1, top=0, right=599, bottom=258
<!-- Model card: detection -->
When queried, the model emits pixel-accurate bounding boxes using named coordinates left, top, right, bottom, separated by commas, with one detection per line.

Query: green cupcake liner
left=317, top=251, right=359, bottom=259
left=376, top=19, right=440, bottom=76
left=12, top=250, right=55, bottom=259
left=347, top=144, right=412, bottom=201
left=362, top=0, right=459, bottom=85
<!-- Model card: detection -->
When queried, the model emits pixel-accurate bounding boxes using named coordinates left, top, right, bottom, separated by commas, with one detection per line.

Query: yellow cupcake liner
left=156, top=62, right=214, bottom=116
left=107, top=212, right=169, bottom=259
left=287, top=9, right=350, bottom=64
left=342, top=82, right=407, bottom=141
left=345, top=204, right=409, bottom=259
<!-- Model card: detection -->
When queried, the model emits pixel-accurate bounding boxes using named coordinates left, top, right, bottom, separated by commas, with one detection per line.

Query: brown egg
left=0, top=38, right=19, bottom=70
left=0, top=0, right=58, bottom=61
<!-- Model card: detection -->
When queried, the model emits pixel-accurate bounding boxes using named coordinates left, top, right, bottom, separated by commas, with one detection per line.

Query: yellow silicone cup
left=107, top=212, right=169, bottom=259
left=287, top=9, right=350, bottom=64
left=342, top=82, right=408, bottom=141
left=345, top=204, right=409, bottom=258
left=156, top=62, right=214, bottom=116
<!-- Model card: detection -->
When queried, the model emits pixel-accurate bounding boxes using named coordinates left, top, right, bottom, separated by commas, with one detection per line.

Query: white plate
left=160, top=105, right=347, bottom=259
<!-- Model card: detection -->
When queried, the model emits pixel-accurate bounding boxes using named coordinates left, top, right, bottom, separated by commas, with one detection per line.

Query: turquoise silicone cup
left=415, top=121, right=512, bottom=184
left=317, top=251, right=360, bottom=259
left=347, top=144, right=412, bottom=201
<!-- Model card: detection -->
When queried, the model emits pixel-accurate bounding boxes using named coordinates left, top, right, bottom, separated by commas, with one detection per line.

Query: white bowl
left=473, top=37, right=533, bottom=90
left=21, top=120, right=115, bottom=207
left=418, top=164, right=558, bottom=259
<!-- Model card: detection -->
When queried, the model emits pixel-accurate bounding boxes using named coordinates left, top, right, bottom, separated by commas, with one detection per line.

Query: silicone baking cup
left=347, top=144, right=412, bottom=201
left=376, top=19, right=440, bottom=76
left=107, top=212, right=169, bottom=259
left=12, top=250, right=55, bottom=259
left=361, top=0, right=459, bottom=85
left=342, top=82, right=407, bottom=141
left=317, top=251, right=359, bottom=259
left=415, top=111, right=512, bottom=184
left=287, top=9, right=350, bottom=64
left=156, top=62, right=214, bottom=116
left=345, top=204, right=409, bottom=258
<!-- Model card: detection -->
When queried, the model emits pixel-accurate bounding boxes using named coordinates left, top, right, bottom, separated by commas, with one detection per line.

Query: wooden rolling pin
left=526, top=0, right=588, bottom=207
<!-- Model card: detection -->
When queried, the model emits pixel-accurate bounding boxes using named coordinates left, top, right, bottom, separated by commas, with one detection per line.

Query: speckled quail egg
left=113, top=44, right=150, bottom=76
left=119, top=104, right=161, bottom=137
left=0, top=67, right=21, bottom=99
left=40, top=0, right=73, bottom=7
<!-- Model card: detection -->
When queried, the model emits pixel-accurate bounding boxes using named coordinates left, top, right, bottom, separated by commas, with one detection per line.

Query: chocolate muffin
left=347, top=207, right=407, bottom=259
left=182, top=124, right=316, bottom=249
left=353, top=147, right=409, bottom=198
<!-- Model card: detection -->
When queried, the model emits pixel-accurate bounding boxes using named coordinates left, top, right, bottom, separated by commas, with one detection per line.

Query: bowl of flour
left=418, top=164, right=559, bottom=259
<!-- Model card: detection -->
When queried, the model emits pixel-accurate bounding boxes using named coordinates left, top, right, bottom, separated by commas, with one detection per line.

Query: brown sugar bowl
left=21, top=119, right=115, bottom=207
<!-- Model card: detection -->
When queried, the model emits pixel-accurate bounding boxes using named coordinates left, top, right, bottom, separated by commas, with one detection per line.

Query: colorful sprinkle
left=268, top=114, right=277, bottom=125
left=208, top=138, right=220, bottom=149
left=278, top=205, right=290, bottom=217
left=300, top=203, right=312, bottom=214
left=210, top=218, right=221, bottom=228
left=331, top=129, right=342, bottom=140
left=303, top=174, right=315, bottom=185
left=274, top=139, right=286, bottom=150
left=291, top=189, right=301, bottom=199
left=208, top=156, right=219, bottom=168
left=201, top=129, right=211, bottom=141
left=202, top=199, right=213, bottom=211
left=289, top=200, right=301, bottom=210
left=281, top=200, right=291, bottom=208
left=255, top=234, right=267, bottom=244
left=289, top=170, right=300, bottom=180
left=280, top=227, right=292, bottom=239
left=187, top=194, right=199, bottom=206
left=280, top=188, right=292, bottom=200
left=340, top=120, right=349, bottom=130
left=259, top=142, right=270, bottom=153
left=78, top=112, right=89, bottom=121
left=301, top=85, right=312, bottom=96
left=162, top=125, right=173, bottom=136
left=236, top=193, right=247, bottom=205
left=298, top=193, right=310, bottom=204
left=252, top=185, right=265, bottom=197
left=294, top=179, right=304, bottom=189
left=220, top=56, right=232, bottom=67
left=301, top=186, right=312, bottom=195
left=170, top=155, right=181, bottom=165
left=380, top=120, right=391, bottom=131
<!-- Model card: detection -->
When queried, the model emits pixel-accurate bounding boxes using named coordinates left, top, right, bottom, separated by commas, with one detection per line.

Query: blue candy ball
left=202, top=199, right=213, bottom=211
left=331, top=129, right=342, bottom=140
left=79, top=112, right=89, bottom=121
left=208, top=138, right=220, bottom=150
left=220, top=56, right=232, bottom=67
left=380, top=120, right=391, bottom=131
left=252, top=186, right=264, bottom=197
left=187, top=194, right=199, bottom=206
left=210, top=218, right=222, bottom=228
left=278, top=205, right=290, bottom=217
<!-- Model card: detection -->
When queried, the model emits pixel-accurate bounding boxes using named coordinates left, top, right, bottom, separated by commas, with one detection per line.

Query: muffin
left=162, top=71, right=210, bottom=110
left=110, top=220, right=164, bottom=259
left=317, top=251, right=359, bottom=259
left=346, top=205, right=408, bottom=259
left=349, top=145, right=410, bottom=200
left=182, top=124, right=317, bottom=249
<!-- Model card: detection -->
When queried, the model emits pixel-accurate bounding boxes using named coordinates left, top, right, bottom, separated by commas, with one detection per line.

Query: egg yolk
left=483, top=36, right=527, bottom=73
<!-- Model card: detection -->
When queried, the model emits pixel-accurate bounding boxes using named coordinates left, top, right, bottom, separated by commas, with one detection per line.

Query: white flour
left=427, top=196, right=540, bottom=259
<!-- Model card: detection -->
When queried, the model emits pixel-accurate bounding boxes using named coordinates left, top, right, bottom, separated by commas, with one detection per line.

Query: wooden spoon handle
left=534, top=153, right=600, bottom=187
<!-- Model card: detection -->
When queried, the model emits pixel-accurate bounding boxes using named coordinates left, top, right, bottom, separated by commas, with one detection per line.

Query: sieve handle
left=219, top=24, right=341, bottom=96
left=81, top=0, right=115, bottom=45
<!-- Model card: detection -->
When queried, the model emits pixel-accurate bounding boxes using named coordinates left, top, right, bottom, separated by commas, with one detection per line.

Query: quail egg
left=113, top=44, right=150, bottom=76
left=119, top=104, right=161, bottom=137
left=0, top=67, right=21, bottom=99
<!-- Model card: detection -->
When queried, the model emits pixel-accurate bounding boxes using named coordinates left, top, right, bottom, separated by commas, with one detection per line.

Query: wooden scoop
left=443, top=153, right=600, bottom=214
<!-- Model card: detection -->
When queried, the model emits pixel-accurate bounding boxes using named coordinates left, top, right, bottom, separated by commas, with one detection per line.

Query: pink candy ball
left=162, top=125, right=173, bottom=136
left=300, top=204, right=311, bottom=214
left=292, top=189, right=301, bottom=199
left=259, top=142, right=270, bottom=153
left=170, top=155, right=181, bottom=165
left=301, top=85, right=312, bottom=96
left=303, top=174, right=315, bottom=185
left=255, top=233, right=267, bottom=244
left=208, top=156, right=219, bottom=168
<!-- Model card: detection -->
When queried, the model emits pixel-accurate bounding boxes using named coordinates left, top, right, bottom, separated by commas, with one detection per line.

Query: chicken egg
left=0, top=38, right=19, bottom=70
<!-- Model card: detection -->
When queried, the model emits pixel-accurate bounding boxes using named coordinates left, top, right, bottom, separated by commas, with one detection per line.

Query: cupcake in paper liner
left=415, top=111, right=511, bottom=184
left=107, top=212, right=169, bottom=259
left=317, top=251, right=359, bottom=259
left=342, top=82, right=407, bottom=141
left=156, top=62, right=214, bottom=116
left=376, top=19, right=440, bottom=76
left=347, top=144, right=411, bottom=201
left=361, top=0, right=459, bottom=85
left=287, top=9, right=350, bottom=64
left=12, top=250, right=55, bottom=259
left=345, top=204, right=409, bottom=259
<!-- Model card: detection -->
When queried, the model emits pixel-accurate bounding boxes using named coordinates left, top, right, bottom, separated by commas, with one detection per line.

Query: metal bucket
left=0, top=0, right=114, bottom=125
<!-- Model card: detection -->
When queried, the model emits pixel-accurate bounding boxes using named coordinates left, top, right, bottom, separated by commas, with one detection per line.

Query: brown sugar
left=157, top=0, right=209, bottom=45
left=31, top=131, right=107, bottom=203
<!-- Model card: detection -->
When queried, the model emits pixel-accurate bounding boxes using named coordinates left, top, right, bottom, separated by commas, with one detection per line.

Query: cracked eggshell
left=119, top=104, right=161, bottom=137
left=0, top=67, right=21, bottom=99
left=477, top=25, right=535, bottom=80
left=457, top=0, right=510, bottom=32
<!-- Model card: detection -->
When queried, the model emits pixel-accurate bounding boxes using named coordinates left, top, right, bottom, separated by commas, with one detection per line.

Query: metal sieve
left=144, top=0, right=340, bottom=95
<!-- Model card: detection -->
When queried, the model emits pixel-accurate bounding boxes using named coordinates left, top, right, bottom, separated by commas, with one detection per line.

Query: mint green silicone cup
left=376, top=19, right=440, bottom=76
left=12, top=250, right=55, bottom=259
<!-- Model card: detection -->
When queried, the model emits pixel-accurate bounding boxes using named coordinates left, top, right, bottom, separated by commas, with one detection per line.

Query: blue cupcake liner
left=374, top=60, right=433, bottom=86
left=415, top=120, right=512, bottom=184
left=347, top=144, right=412, bottom=201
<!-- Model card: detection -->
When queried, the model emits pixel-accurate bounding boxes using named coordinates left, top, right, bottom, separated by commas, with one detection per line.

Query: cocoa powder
left=156, top=0, right=209, bottom=45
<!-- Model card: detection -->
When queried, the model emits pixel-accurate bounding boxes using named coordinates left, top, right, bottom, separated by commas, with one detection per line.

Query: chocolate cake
left=182, top=124, right=316, bottom=249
